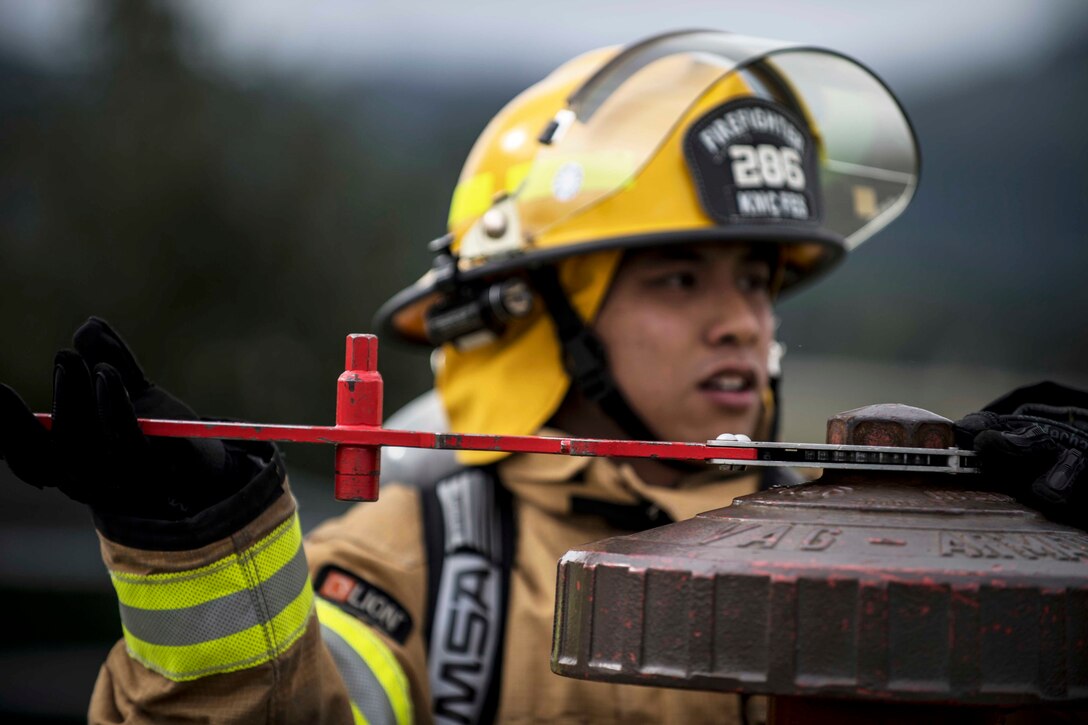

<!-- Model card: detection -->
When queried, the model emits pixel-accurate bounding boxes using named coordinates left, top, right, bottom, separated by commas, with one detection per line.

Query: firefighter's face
left=594, top=243, right=775, bottom=443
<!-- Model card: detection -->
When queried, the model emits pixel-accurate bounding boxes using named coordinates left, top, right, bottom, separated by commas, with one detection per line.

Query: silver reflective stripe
left=321, top=623, right=397, bottom=725
left=118, top=545, right=309, bottom=646
left=429, top=468, right=505, bottom=725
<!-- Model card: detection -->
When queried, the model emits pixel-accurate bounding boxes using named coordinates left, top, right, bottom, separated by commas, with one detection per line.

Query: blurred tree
left=0, top=0, right=493, bottom=474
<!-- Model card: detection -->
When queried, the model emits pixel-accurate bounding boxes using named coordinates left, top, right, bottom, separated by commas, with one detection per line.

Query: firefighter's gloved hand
left=0, top=317, right=264, bottom=521
left=955, top=381, right=1088, bottom=526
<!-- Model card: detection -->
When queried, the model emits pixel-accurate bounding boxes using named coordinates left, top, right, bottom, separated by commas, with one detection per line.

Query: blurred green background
left=1, top=0, right=1086, bottom=720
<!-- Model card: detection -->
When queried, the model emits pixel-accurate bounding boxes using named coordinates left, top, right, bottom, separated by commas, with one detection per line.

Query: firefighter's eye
left=651, top=270, right=698, bottom=290
left=736, top=263, right=772, bottom=293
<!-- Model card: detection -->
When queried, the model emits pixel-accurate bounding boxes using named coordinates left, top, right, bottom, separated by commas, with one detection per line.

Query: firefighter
left=0, top=29, right=1084, bottom=725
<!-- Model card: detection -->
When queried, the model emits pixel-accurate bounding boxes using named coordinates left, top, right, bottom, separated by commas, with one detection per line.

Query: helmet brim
left=374, top=226, right=845, bottom=347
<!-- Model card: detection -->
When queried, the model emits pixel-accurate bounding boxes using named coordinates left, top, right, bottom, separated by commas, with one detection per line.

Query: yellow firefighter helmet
left=375, top=30, right=919, bottom=464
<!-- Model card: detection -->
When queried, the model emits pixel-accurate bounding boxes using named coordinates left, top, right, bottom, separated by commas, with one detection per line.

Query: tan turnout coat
left=90, top=440, right=760, bottom=724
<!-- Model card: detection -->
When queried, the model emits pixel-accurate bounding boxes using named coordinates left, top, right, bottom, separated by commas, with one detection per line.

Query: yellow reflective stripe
left=518, top=150, right=636, bottom=203
left=110, top=514, right=302, bottom=610
left=350, top=702, right=367, bottom=725
left=448, top=171, right=494, bottom=228
left=123, top=577, right=314, bottom=681
left=448, top=151, right=635, bottom=232
left=505, top=161, right=532, bottom=195
left=448, top=163, right=530, bottom=232
left=317, top=598, right=413, bottom=725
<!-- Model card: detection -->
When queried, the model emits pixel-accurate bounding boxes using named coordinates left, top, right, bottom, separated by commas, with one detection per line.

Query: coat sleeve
left=304, top=484, right=434, bottom=725
left=87, top=472, right=425, bottom=724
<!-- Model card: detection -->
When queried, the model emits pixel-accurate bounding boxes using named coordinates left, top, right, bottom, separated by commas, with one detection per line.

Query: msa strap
left=420, top=467, right=516, bottom=725
left=415, top=462, right=793, bottom=725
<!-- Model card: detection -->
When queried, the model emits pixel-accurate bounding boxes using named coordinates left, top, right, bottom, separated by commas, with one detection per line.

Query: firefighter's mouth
left=698, top=371, right=756, bottom=394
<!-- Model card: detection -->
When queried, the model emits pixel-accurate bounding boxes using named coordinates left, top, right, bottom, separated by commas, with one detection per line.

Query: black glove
left=0, top=317, right=284, bottom=548
left=955, top=381, right=1088, bottom=526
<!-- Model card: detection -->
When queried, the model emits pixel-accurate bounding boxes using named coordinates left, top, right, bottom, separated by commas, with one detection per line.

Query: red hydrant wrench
left=34, top=334, right=755, bottom=501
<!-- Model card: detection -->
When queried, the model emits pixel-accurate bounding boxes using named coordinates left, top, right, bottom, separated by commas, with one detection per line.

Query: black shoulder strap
left=419, top=466, right=516, bottom=725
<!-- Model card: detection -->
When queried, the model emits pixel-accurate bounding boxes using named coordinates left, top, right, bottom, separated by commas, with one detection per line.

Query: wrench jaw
left=706, top=440, right=980, bottom=475
left=707, top=403, right=981, bottom=477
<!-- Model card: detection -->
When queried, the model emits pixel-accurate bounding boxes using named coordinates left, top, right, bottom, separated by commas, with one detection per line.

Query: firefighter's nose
left=703, top=286, right=762, bottom=347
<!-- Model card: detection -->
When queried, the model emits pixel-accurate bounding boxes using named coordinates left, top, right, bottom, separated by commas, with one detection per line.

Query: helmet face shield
left=379, top=29, right=920, bottom=353
left=767, top=50, right=919, bottom=249
left=488, top=31, right=918, bottom=257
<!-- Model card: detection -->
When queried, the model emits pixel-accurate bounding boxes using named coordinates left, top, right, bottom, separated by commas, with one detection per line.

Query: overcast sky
left=1, top=0, right=1085, bottom=91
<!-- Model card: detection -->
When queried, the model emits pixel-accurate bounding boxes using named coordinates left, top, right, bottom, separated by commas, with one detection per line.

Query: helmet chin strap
left=528, top=266, right=661, bottom=443
left=530, top=266, right=723, bottom=475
